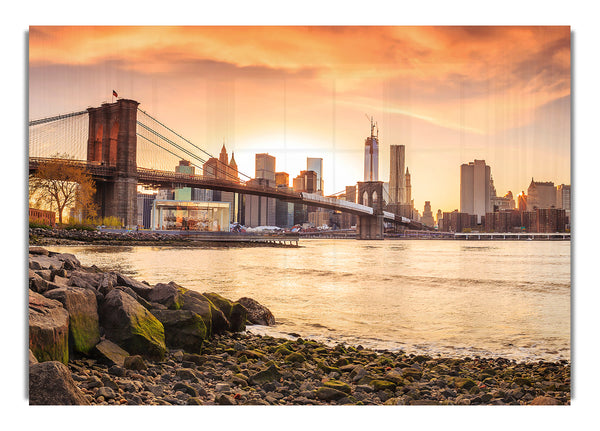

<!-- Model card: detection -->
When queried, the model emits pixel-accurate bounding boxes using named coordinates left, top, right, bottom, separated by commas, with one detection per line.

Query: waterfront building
left=389, top=145, right=406, bottom=204
left=536, top=208, right=567, bottom=233
left=484, top=209, right=521, bottom=233
left=151, top=200, right=230, bottom=231
left=491, top=191, right=516, bottom=212
left=364, top=117, right=379, bottom=181
left=309, top=209, right=331, bottom=228
left=275, top=184, right=294, bottom=228
left=460, top=159, right=492, bottom=223
left=527, top=179, right=556, bottom=209
left=340, top=185, right=357, bottom=229
left=436, top=209, right=443, bottom=229
left=442, top=210, right=476, bottom=233
left=422, top=201, right=434, bottom=227
left=307, top=158, right=324, bottom=195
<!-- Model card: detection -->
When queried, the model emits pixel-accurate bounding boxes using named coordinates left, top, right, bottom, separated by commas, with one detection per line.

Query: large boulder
left=29, top=254, right=64, bottom=271
left=44, top=286, right=100, bottom=355
left=203, top=292, right=247, bottom=332
left=237, top=297, right=276, bottom=326
left=29, top=361, right=89, bottom=405
left=151, top=309, right=207, bottom=353
left=179, top=289, right=228, bottom=337
left=113, top=272, right=153, bottom=299
left=100, top=289, right=166, bottom=361
left=29, top=290, right=69, bottom=364
left=48, top=252, right=81, bottom=270
left=149, top=282, right=184, bottom=310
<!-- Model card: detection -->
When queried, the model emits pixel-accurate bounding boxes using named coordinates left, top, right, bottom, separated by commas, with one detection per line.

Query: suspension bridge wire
left=136, top=133, right=206, bottom=173
left=137, top=122, right=243, bottom=183
left=137, top=107, right=253, bottom=180
left=28, top=110, right=88, bottom=127
left=29, top=112, right=88, bottom=160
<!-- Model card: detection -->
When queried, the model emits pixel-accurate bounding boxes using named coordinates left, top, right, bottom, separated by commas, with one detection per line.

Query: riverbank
left=29, top=227, right=298, bottom=247
left=28, top=247, right=570, bottom=405
left=63, top=331, right=570, bottom=406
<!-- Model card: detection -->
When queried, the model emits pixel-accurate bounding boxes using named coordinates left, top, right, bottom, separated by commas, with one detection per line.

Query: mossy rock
left=455, top=378, right=477, bottom=391
left=317, top=361, right=341, bottom=374
left=315, top=386, right=348, bottom=401
left=249, top=364, right=282, bottom=385
left=275, top=346, right=293, bottom=357
left=323, top=379, right=352, bottom=395
left=513, top=377, right=533, bottom=387
left=284, top=352, right=306, bottom=363
left=371, top=380, right=397, bottom=391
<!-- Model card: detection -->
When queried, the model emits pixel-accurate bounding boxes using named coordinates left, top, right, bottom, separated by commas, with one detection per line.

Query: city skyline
left=29, top=26, right=571, bottom=213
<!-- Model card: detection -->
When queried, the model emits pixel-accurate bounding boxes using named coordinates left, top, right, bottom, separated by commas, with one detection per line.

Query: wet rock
left=237, top=297, right=276, bottom=326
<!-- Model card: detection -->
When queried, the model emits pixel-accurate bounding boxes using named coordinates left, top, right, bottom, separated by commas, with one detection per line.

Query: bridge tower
left=87, top=99, right=139, bottom=227
left=357, top=181, right=384, bottom=240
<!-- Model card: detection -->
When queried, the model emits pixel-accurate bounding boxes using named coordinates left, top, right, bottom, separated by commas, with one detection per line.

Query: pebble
left=66, top=332, right=570, bottom=406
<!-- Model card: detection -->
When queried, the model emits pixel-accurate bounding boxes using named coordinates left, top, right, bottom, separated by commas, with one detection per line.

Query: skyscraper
left=244, top=153, right=276, bottom=227
left=460, top=159, right=491, bottom=223
left=364, top=117, right=379, bottom=181
left=389, top=145, right=405, bottom=204
left=422, top=201, right=434, bottom=227
left=405, top=167, right=412, bottom=206
left=307, top=157, right=324, bottom=194
left=527, top=179, right=556, bottom=209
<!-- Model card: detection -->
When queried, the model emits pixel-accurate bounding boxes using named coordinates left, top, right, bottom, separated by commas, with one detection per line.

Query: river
left=50, top=239, right=571, bottom=362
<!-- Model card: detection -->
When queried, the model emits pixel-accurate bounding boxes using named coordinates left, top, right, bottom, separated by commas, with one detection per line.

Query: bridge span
left=28, top=99, right=432, bottom=238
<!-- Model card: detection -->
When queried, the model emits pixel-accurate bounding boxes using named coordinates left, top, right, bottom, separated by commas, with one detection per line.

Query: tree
left=29, top=156, right=97, bottom=225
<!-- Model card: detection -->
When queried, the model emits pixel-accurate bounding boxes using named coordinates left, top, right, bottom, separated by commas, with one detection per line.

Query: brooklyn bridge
left=29, top=98, right=432, bottom=239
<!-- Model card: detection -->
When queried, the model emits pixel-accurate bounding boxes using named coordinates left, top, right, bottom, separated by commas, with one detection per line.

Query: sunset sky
left=28, top=25, right=571, bottom=213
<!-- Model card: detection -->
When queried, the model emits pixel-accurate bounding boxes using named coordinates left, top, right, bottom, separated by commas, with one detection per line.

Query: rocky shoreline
left=29, top=227, right=296, bottom=247
left=28, top=247, right=570, bottom=406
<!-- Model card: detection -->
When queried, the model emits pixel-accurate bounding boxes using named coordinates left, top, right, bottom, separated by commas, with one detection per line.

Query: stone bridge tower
left=357, top=181, right=384, bottom=240
left=87, top=99, right=139, bottom=227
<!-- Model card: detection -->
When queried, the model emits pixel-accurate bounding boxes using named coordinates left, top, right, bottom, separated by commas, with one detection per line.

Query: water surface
left=51, top=239, right=570, bottom=362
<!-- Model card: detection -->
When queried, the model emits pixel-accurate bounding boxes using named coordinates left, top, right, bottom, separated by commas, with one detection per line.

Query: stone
left=203, top=292, right=247, bottom=332
left=94, top=339, right=130, bottom=367
left=530, top=396, right=560, bottom=405
left=96, top=386, right=117, bottom=400
left=215, top=394, right=235, bottom=405
left=150, top=309, right=207, bottom=353
left=49, top=252, right=81, bottom=270
left=124, top=355, right=147, bottom=370
left=100, top=289, right=166, bottom=361
left=315, top=386, right=348, bottom=401
left=44, top=286, right=101, bottom=355
left=29, top=349, right=38, bottom=365
left=179, top=289, right=219, bottom=336
left=29, top=247, right=49, bottom=255
left=371, top=380, right=397, bottom=391
left=323, top=380, right=352, bottom=395
left=113, top=272, right=153, bottom=299
left=149, top=282, right=184, bottom=310
left=249, top=364, right=282, bottom=385
left=29, top=361, right=89, bottom=405
left=29, top=290, right=69, bottom=364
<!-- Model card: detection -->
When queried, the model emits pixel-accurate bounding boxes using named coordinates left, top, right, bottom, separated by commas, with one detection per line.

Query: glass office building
left=151, top=200, right=230, bottom=231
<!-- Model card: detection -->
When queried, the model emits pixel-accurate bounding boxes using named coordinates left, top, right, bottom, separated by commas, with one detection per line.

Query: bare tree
left=29, top=155, right=97, bottom=224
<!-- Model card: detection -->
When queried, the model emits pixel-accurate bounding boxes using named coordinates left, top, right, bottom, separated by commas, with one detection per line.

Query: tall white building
left=460, top=159, right=491, bottom=223
left=364, top=118, right=379, bottom=181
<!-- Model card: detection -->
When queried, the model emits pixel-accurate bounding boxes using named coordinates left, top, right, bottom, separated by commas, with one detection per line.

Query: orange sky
left=29, top=26, right=571, bottom=213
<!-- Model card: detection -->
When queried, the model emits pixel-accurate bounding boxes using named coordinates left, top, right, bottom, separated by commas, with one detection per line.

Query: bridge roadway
left=29, top=157, right=432, bottom=230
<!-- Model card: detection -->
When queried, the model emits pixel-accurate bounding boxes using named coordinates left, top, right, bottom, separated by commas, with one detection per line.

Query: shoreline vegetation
left=28, top=244, right=570, bottom=406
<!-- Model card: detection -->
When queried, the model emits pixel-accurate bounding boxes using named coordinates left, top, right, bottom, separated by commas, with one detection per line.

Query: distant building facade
left=527, top=179, right=556, bottom=209
left=389, top=145, right=406, bottom=204
left=460, top=159, right=492, bottom=223
left=244, top=153, right=276, bottom=227
left=307, top=158, right=324, bottom=194
left=421, top=201, right=434, bottom=227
